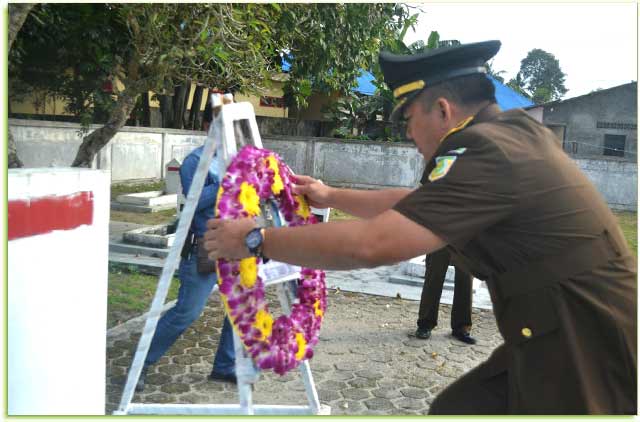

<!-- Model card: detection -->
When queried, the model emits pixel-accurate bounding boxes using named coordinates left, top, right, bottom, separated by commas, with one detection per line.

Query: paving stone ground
left=106, top=268, right=502, bottom=415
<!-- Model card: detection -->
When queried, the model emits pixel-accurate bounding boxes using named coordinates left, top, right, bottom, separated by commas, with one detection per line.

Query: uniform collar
left=437, top=103, right=502, bottom=144
left=473, top=102, right=502, bottom=124
left=438, top=115, right=475, bottom=144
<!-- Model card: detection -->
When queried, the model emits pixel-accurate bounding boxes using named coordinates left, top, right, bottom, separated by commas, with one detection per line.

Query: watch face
left=246, top=229, right=262, bottom=249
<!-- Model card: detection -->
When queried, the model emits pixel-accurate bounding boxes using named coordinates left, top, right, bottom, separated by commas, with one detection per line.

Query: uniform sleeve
left=180, top=153, right=219, bottom=213
left=393, top=131, right=516, bottom=248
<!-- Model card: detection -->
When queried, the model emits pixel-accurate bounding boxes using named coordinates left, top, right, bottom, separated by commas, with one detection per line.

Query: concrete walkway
left=106, top=264, right=501, bottom=415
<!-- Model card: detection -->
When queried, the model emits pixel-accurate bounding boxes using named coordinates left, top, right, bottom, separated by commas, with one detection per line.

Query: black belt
left=493, top=228, right=626, bottom=300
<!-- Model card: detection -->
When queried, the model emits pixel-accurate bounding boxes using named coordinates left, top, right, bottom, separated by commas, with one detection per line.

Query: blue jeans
left=144, top=252, right=235, bottom=376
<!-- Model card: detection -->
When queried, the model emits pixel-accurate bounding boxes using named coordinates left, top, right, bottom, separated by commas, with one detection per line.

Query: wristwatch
left=245, top=227, right=265, bottom=258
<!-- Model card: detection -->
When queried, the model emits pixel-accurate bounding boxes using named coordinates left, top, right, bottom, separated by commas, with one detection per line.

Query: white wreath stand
left=114, top=94, right=331, bottom=415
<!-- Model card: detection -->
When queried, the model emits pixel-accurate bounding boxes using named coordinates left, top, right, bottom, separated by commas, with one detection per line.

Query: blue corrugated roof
left=354, top=70, right=376, bottom=95
left=281, top=56, right=291, bottom=72
left=351, top=72, right=533, bottom=111
left=489, top=76, right=534, bottom=110
left=282, top=56, right=532, bottom=111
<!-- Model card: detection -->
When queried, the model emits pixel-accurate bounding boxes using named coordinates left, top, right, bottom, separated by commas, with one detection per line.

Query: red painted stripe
left=8, top=191, right=94, bottom=240
left=167, top=166, right=180, bottom=172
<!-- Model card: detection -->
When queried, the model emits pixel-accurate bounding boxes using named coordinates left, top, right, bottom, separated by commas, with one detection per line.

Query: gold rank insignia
left=428, top=155, right=457, bottom=182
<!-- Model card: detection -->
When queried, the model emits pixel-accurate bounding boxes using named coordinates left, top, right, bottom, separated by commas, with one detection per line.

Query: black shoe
left=135, top=366, right=149, bottom=392
left=452, top=330, right=477, bottom=345
left=415, top=327, right=432, bottom=340
left=208, top=370, right=237, bottom=384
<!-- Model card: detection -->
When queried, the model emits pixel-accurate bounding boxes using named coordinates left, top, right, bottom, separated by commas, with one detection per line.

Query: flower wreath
left=215, top=145, right=327, bottom=375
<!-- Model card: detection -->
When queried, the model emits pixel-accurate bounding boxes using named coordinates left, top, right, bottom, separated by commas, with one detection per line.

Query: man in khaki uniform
left=203, top=40, right=637, bottom=414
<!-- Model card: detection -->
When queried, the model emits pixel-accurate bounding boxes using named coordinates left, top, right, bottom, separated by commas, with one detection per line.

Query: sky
left=404, top=3, right=637, bottom=99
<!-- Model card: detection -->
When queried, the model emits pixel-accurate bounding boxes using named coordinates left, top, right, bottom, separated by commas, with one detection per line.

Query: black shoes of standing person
left=451, top=329, right=477, bottom=345
left=415, top=327, right=432, bottom=339
left=415, top=327, right=477, bottom=345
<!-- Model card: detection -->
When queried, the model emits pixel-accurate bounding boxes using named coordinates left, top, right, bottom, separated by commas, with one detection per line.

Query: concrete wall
left=8, top=168, right=110, bottom=414
left=9, top=118, right=636, bottom=210
left=543, top=83, right=637, bottom=159
left=261, top=136, right=425, bottom=189
left=575, top=157, right=637, bottom=211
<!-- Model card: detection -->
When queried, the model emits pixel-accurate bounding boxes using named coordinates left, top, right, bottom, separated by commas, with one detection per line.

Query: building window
left=563, top=140, right=578, bottom=154
left=596, top=121, right=637, bottom=130
left=603, top=134, right=626, bottom=157
left=259, top=96, right=285, bottom=108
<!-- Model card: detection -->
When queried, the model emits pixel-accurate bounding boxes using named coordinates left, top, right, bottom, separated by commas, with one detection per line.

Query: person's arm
left=292, top=175, right=412, bottom=219
left=180, top=154, right=218, bottom=212
left=203, top=209, right=446, bottom=270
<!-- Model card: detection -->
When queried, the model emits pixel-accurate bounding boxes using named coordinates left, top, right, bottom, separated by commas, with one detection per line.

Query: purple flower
left=214, top=145, right=327, bottom=376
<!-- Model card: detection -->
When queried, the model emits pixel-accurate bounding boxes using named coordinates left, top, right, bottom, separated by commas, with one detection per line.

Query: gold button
left=521, top=327, right=532, bottom=338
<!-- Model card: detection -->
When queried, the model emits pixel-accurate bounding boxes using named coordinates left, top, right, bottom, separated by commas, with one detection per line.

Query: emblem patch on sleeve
left=428, top=155, right=457, bottom=182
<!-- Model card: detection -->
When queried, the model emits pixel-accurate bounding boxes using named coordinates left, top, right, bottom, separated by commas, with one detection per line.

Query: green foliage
left=278, top=4, right=411, bottom=110
left=506, top=73, right=531, bottom=99
left=516, top=48, right=568, bottom=104
left=118, top=3, right=278, bottom=96
left=322, top=91, right=383, bottom=139
left=9, top=4, right=130, bottom=129
left=324, top=16, right=442, bottom=142
left=10, top=3, right=410, bottom=130
left=485, top=60, right=506, bottom=83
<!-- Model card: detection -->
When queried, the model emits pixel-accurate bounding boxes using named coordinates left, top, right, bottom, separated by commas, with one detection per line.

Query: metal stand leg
left=233, top=330, right=258, bottom=415
left=114, top=97, right=330, bottom=416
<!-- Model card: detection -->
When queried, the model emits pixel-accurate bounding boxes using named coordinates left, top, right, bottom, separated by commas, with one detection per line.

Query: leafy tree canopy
left=9, top=3, right=410, bottom=166
left=10, top=4, right=131, bottom=125
left=276, top=3, right=410, bottom=109
left=517, top=48, right=568, bottom=104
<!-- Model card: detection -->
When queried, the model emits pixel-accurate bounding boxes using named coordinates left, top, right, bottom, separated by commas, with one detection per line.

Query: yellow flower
left=295, top=332, right=307, bottom=360
left=254, top=309, right=273, bottom=340
left=215, top=263, right=221, bottom=285
left=215, top=186, right=224, bottom=217
left=265, top=156, right=284, bottom=195
left=313, top=299, right=324, bottom=318
left=239, top=257, right=258, bottom=288
left=221, top=295, right=232, bottom=319
left=238, top=182, right=261, bottom=216
left=294, top=195, right=311, bottom=219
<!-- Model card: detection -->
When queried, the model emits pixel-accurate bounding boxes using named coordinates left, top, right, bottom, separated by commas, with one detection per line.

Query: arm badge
left=428, top=156, right=457, bottom=182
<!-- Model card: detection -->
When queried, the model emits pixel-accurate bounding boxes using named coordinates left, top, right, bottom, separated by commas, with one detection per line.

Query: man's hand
left=291, top=175, right=332, bottom=209
left=203, top=217, right=256, bottom=260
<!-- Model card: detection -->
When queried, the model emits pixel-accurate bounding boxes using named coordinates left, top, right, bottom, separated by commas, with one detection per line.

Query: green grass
left=329, top=209, right=357, bottom=221
left=110, top=180, right=177, bottom=225
left=110, top=180, right=165, bottom=201
left=110, top=209, right=177, bottom=225
left=613, top=211, right=637, bottom=257
left=107, top=267, right=180, bottom=329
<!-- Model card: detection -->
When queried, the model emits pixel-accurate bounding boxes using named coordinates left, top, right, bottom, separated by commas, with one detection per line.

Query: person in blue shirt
left=136, top=96, right=235, bottom=392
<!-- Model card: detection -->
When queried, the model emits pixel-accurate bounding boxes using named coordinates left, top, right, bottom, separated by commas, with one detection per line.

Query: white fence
left=9, top=118, right=637, bottom=211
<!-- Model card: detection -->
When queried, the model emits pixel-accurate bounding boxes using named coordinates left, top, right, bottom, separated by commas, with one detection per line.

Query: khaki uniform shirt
left=394, top=104, right=637, bottom=414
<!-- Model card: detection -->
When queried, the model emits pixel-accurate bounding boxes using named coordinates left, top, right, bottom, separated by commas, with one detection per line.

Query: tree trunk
left=8, top=3, right=34, bottom=51
left=187, top=86, right=204, bottom=130
left=158, top=94, right=173, bottom=128
left=8, top=131, right=24, bottom=169
left=171, top=84, right=189, bottom=129
left=71, top=90, right=139, bottom=168
left=8, top=3, right=35, bottom=168
left=141, top=92, right=151, bottom=127
left=182, top=83, right=191, bottom=128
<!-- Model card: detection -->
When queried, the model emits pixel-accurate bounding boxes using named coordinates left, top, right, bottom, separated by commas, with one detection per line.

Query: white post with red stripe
left=8, top=168, right=110, bottom=415
left=164, top=158, right=182, bottom=195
